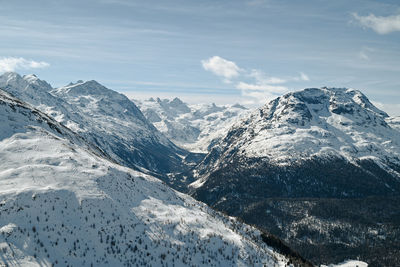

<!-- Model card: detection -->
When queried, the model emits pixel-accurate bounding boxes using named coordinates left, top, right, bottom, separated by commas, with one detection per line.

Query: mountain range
left=1, top=72, right=397, bottom=266
left=0, top=80, right=300, bottom=266
left=134, top=97, right=248, bottom=153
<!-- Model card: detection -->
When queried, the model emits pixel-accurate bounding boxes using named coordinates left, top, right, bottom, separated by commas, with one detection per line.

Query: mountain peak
left=71, top=79, right=105, bottom=89
left=84, top=79, right=103, bottom=86
left=55, top=79, right=118, bottom=98
left=232, top=103, right=246, bottom=109
left=23, top=73, right=37, bottom=79
left=171, top=97, right=184, bottom=105
left=291, top=87, right=387, bottom=117
left=23, top=74, right=53, bottom=90
left=259, top=87, right=388, bottom=128
left=1, top=71, right=21, bottom=79
left=0, top=72, right=23, bottom=86
left=154, top=97, right=191, bottom=115
left=0, top=72, right=52, bottom=93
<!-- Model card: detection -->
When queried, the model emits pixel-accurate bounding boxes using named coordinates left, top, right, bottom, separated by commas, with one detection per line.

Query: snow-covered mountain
left=192, top=87, right=400, bottom=195
left=0, top=72, right=187, bottom=176
left=134, top=97, right=248, bottom=153
left=189, top=87, right=400, bottom=266
left=0, top=88, right=295, bottom=266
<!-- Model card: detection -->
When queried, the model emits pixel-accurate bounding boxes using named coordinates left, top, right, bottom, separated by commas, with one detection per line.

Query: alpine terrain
left=134, top=97, right=248, bottom=153
left=0, top=87, right=303, bottom=266
left=0, top=72, right=188, bottom=178
left=190, top=87, right=400, bottom=266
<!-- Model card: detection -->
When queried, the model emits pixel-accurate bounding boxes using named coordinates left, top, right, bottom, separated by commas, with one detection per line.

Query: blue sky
left=0, top=0, right=399, bottom=115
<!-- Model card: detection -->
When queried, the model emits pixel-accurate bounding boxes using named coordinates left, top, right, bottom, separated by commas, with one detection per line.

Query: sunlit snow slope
left=0, top=89, right=289, bottom=266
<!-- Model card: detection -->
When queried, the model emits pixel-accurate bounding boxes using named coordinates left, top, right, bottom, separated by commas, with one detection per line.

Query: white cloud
left=352, top=13, right=400, bottom=34
left=241, top=90, right=276, bottom=103
left=291, top=72, right=310, bottom=82
left=236, top=82, right=287, bottom=92
left=0, top=57, right=50, bottom=73
left=201, top=56, right=241, bottom=82
left=238, top=69, right=290, bottom=104
left=299, top=72, right=309, bottom=81
left=359, top=51, right=369, bottom=60
left=358, top=47, right=374, bottom=60
left=249, top=69, right=286, bottom=84
left=236, top=81, right=289, bottom=105
left=202, top=56, right=310, bottom=104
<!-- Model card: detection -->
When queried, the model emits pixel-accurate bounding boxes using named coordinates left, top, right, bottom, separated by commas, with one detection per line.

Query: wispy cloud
left=359, top=50, right=369, bottom=60
left=249, top=69, right=286, bottom=84
left=202, top=56, right=310, bottom=104
left=236, top=82, right=288, bottom=103
left=0, top=57, right=50, bottom=73
left=352, top=13, right=400, bottom=34
left=236, top=82, right=287, bottom=92
left=358, top=47, right=374, bottom=60
left=201, top=56, right=241, bottom=83
left=299, top=72, right=310, bottom=81
left=239, top=69, right=289, bottom=104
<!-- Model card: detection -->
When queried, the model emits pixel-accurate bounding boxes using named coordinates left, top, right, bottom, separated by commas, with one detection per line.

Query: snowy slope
left=321, top=260, right=368, bottom=267
left=0, top=89, right=290, bottom=266
left=218, top=87, right=398, bottom=165
left=0, top=72, right=84, bottom=126
left=134, top=97, right=248, bottom=152
left=0, top=72, right=187, bottom=175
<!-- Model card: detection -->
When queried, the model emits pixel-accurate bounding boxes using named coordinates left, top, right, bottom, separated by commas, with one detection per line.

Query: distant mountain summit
left=0, top=72, right=53, bottom=93
left=190, top=87, right=400, bottom=266
left=134, top=97, right=248, bottom=152
left=0, top=72, right=187, bottom=177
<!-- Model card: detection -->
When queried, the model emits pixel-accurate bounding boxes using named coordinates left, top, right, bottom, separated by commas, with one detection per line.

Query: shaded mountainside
left=241, top=197, right=400, bottom=267
left=190, top=87, right=400, bottom=266
left=193, top=156, right=400, bottom=202
left=0, top=89, right=296, bottom=267
left=0, top=72, right=188, bottom=177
